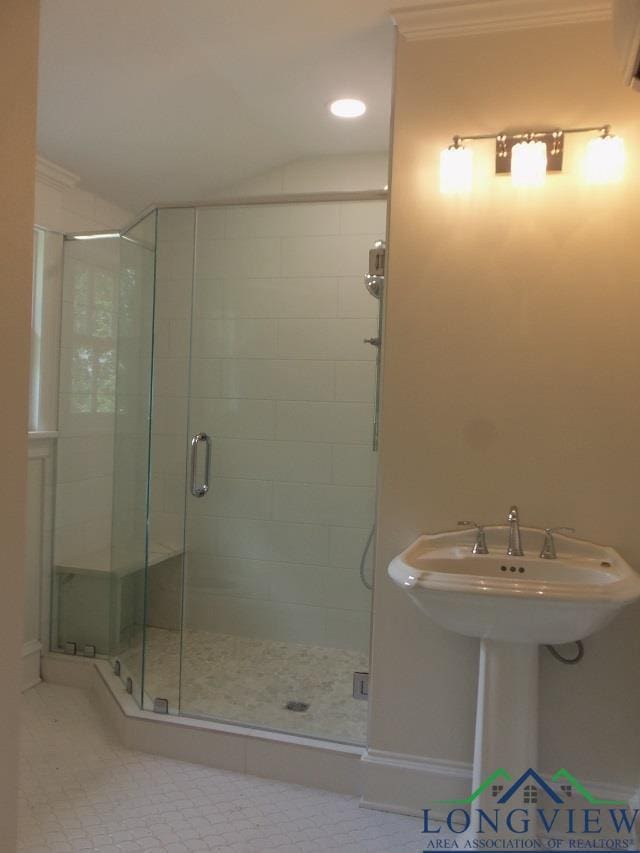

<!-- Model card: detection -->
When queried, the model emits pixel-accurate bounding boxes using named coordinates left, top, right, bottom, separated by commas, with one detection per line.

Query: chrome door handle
left=190, top=433, right=211, bottom=498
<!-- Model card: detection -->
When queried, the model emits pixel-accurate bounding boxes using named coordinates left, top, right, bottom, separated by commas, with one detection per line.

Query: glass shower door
left=142, top=207, right=196, bottom=712
left=175, top=200, right=384, bottom=743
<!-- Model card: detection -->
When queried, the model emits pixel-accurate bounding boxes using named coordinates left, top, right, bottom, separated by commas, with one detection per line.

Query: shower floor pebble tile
left=18, top=683, right=429, bottom=853
left=121, top=628, right=369, bottom=744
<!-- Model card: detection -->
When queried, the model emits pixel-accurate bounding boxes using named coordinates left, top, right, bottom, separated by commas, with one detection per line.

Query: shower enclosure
left=52, top=193, right=386, bottom=745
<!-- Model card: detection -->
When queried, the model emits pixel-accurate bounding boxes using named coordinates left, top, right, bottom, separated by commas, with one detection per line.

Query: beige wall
left=369, top=19, right=640, bottom=808
left=0, top=0, right=39, bottom=845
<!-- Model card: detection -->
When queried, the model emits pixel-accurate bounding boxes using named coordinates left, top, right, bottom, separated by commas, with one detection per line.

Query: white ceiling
left=37, top=0, right=401, bottom=210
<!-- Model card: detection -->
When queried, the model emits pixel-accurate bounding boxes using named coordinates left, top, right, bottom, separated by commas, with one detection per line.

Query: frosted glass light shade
left=440, top=146, right=473, bottom=194
left=584, top=134, right=625, bottom=184
left=511, top=140, right=548, bottom=187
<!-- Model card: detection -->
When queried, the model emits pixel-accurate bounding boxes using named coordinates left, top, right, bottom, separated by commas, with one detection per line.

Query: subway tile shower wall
left=150, top=201, right=386, bottom=655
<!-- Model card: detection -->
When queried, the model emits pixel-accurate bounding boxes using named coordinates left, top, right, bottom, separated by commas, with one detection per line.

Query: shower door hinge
left=153, top=697, right=169, bottom=714
left=353, top=672, right=369, bottom=700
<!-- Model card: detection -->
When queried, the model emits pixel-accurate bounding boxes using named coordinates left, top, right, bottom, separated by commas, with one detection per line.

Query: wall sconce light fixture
left=510, top=137, right=549, bottom=188
left=440, top=125, right=623, bottom=193
left=584, top=127, right=626, bottom=184
left=440, top=137, right=473, bottom=194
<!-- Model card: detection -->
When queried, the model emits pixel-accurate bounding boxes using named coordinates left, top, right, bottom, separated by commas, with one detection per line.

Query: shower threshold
left=76, top=657, right=365, bottom=796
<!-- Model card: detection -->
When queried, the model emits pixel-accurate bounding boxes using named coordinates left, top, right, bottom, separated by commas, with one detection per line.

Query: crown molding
left=36, top=156, right=80, bottom=191
left=392, top=0, right=612, bottom=41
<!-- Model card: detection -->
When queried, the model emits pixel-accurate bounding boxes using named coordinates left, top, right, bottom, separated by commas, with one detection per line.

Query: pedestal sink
left=388, top=525, right=640, bottom=828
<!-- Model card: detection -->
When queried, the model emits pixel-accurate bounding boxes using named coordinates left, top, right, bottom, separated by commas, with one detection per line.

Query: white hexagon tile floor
left=18, top=682, right=429, bottom=853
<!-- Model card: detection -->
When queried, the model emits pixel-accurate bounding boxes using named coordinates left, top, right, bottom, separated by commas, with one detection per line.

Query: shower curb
left=42, top=654, right=365, bottom=797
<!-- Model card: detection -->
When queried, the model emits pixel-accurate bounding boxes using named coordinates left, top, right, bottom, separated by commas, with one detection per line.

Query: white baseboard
left=21, top=640, right=42, bottom=692
left=361, top=748, right=471, bottom=818
left=361, top=748, right=637, bottom=819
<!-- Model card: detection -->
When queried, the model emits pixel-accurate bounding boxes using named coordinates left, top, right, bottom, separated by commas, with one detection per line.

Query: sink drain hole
left=285, top=700, right=310, bottom=712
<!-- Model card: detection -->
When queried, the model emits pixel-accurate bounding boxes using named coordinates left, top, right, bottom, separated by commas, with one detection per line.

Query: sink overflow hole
left=501, top=565, right=525, bottom=573
left=285, top=700, right=309, bottom=712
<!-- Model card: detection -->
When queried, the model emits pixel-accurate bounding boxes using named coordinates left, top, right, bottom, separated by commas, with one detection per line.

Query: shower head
left=364, top=240, right=385, bottom=299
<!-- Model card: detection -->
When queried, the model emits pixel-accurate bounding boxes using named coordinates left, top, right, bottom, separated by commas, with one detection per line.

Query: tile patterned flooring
left=121, top=628, right=369, bottom=744
left=18, top=682, right=425, bottom=852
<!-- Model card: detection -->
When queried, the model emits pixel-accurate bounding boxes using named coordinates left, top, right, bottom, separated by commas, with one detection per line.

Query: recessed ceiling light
left=329, top=98, right=366, bottom=118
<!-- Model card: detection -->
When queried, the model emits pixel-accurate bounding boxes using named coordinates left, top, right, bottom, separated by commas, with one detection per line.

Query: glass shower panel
left=110, top=212, right=157, bottom=705
left=53, top=233, right=122, bottom=661
left=54, top=213, right=159, bottom=706
left=177, top=200, right=385, bottom=743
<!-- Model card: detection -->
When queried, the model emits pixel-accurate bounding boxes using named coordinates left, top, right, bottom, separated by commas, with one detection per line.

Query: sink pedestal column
left=472, top=639, right=538, bottom=812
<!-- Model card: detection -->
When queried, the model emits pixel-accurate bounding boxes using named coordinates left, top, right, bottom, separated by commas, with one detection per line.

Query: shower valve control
left=364, top=240, right=385, bottom=300
left=367, top=240, right=386, bottom=278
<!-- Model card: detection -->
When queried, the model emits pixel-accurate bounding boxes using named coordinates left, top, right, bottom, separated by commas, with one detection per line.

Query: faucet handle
left=458, top=520, right=489, bottom=555
left=540, top=526, right=575, bottom=560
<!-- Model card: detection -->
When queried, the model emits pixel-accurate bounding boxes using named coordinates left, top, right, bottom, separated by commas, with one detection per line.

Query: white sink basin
left=389, top=527, right=640, bottom=644
left=389, top=524, right=640, bottom=837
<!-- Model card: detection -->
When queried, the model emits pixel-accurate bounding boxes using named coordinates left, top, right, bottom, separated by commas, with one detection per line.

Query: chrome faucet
left=458, top=521, right=489, bottom=554
left=507, top=505, right=524, bottom=556
left=539, top=526, right=575, bottom=559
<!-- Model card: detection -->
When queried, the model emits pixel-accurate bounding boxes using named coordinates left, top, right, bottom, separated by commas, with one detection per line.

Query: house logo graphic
left=434, top=767, right=625, bottom=807
left=422, top=767, right=638, bottom=851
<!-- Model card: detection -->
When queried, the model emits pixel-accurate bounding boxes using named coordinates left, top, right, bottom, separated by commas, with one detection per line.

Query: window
left=29, top=227, right=64, bottom=433
left=65, top=259, right=116, bottom=415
